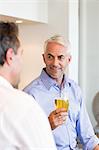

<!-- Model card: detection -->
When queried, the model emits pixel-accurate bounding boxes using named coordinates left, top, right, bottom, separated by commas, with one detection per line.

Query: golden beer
left=55, top=99, right=69, bottom=111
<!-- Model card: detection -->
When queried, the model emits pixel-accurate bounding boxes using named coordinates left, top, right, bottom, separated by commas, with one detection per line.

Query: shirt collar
left=0, top=76, right=13, bottom=89
left=40, top=68, right=71, bottom=90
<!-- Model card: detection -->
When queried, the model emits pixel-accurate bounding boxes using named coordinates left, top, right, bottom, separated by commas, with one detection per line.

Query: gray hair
left=44, top=35, right=71, bottom=54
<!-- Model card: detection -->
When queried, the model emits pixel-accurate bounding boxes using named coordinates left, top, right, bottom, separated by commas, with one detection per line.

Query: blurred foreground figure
left=0, top=22, right=56, bottom=150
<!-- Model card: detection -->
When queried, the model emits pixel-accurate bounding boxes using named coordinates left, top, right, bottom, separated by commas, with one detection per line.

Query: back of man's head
left=0, top=22, right=18, bottom=36
left=0, top=21, right=20, bottom=65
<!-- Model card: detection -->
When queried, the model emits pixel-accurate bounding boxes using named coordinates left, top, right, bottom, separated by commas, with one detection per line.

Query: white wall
left=19, top=0, right=69, bottom=89
left=79, top=0, right=99, bottom=127
left=68, top=0, right=79, bottom=83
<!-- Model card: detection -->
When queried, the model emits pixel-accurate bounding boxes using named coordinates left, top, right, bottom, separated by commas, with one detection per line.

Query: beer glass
left=55, top=98, right=69, bottom=111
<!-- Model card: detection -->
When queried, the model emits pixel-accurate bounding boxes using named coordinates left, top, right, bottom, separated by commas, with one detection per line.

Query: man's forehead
left=46, top=46, right=67, bottom=55
left=47, top=41, right=65, bottom=48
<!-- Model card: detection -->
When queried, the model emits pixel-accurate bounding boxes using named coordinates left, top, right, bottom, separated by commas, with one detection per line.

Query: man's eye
left=47, top=55, right=53, bottom=60
left=58, top=55, right=65, bottom=60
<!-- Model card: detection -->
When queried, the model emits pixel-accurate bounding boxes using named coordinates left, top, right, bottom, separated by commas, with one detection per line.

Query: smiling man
left=24, top=35, right=99, bottom=150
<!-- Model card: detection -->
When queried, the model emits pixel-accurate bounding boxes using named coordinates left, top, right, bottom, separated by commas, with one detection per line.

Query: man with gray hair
left=24, top=35, right=99, bottom=150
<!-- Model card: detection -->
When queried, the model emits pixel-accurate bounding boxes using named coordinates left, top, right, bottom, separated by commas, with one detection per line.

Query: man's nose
left=52, top=58, right=59, bottom=66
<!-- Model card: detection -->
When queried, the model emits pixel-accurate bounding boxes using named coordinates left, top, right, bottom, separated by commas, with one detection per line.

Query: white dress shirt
left=0, top=76, right=56, bottom=150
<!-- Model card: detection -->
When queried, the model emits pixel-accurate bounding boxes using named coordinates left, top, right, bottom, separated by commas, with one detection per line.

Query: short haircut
left=44, top=35, right=71, bottom=54
left=0, top=22, right=20, bottom=65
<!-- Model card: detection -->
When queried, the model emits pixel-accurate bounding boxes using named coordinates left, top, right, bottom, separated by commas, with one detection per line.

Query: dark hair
left=0, top=22, right=18, bottom=36
left=0, top=22, right=20, bottom=65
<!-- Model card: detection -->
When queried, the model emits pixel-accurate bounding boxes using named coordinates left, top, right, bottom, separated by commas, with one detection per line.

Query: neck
left=44, top=68, right=64, bottom=87
left=55, top=75, right=64, bottom=87
left=0, top=66, right=12, bottom=86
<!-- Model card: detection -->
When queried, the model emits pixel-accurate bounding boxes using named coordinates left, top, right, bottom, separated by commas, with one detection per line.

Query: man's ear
left=42, top=54, right=45, bottom=63
left=68, top=55, right=72, bottom=64
left=6, top=48, right=14, bottom=65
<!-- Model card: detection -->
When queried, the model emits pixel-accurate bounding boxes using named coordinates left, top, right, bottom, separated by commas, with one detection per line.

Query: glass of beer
left=55, top=99, right=69, bottom=111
